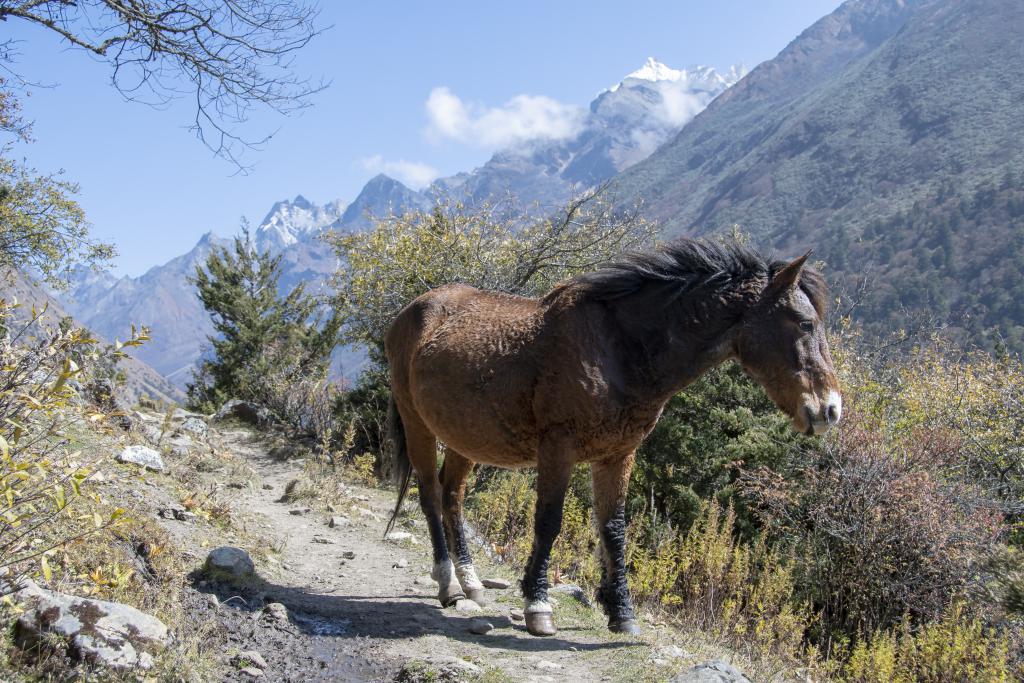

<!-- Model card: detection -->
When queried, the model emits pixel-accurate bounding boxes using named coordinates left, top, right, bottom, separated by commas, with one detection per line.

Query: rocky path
left=153, top=420, right=752, bottom=682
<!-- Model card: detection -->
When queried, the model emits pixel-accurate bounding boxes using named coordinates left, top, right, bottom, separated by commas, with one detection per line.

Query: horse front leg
left=440, top=447, right=486, bottom=604
left=522, top=440, right=574, bottom=637
left=592, top=451, right=641, bottom=634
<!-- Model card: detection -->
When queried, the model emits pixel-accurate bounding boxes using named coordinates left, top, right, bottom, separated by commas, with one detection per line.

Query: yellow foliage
left=844, top=604, right=1013, bottom=683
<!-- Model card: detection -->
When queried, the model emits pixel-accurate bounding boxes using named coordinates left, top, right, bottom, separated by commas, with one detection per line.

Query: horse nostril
left=826, top=404, right=839, bottom=424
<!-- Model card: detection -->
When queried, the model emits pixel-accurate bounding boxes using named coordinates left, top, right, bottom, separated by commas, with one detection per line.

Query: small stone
left=510, top=609, right=524, bottom=621
left=653, top=645, right=689, bottom=661
left=239, top=666, right=264, bottom=678
left=312, top=536, right=335, bottom=544
left=116, top=445, right=165, bottom=472
left=468, top=618, right=493, bottom=635
left=205, top=594, right=220, bottom=609
left=178, top=417, right=208, bottom=437
left=536, top=660, right=562, bottom=671
left=205, top=547, right=255, bottom=579
left=329, top=516, right=349, bottom=528
left=481, top=578, right=511, bottom=589
left=550, top=582, right=592, bottom=607
left=262, top=483, right=274, bottom=490
left=342, top=551, right=356, bottom=560
left=173, top=509, right=197, bottom=522
left=263, top=603, right=288, bottom=622
left=392, top=558, right=409, bottom=569
left=454, top=598, right=482, bottom=613
left=384, top=531, right=413, bottom=543
left=232, top=650, right=268, bottom=670
left=289, top=508, right=311, bottom=516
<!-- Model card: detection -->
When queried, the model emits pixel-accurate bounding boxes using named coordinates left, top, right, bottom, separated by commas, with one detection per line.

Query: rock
left=481, top=578, right=511, bottom=589
left=289, top=508, right=311, bottom=516
left=205, top=594, right=220, bottom=609
left=232, top=650, right=268, bottom=670
left=312, top=536, right=334, bottom=545
left=535, top=660, right=562, bottom=671
left=159, top=508, right=197, bottom=522
left=468, top=618, right=493, bottom=635
left=385, top=531, right=413, bottom=543
left=329, top=515, right=350, bottom=528
left=454, top=598, right=482, bottom=613
left=239, top=666, right=264, bottom=678
left=393, top=558, right=409, bottom=569
left=263, top=603, right=288, bottom=622
left=670, top=661, right=752, bottom=683
left=653, top=645, right=690, bottom=661
left=213, top=399, right=272, bottom=427
left=13, top=580, right=169, bottom=670
left=177, top=417, right=208, bottom=437
left=341, top=550, right=357, bottom=560
left=550, top=582, right=592, bottom=607
left=262, top=483, right=274, bottom=490
left=510, top=609, right=524, bottom=621
left=116, top=445, right=165, bottom=472
left=140, top=424, right=164, bottom=446
left=204, top=547, right=255, bottom=580
left=398, top=657, right=481, bottom=680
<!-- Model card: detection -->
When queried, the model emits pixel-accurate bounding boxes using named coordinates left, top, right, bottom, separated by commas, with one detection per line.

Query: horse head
left=733, top=253, right=841, bottom=435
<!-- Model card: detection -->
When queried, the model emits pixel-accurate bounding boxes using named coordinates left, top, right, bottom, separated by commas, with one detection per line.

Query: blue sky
left=8, top=1, right=842, bottom=277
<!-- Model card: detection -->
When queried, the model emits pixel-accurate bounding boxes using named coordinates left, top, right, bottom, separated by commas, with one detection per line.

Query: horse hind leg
left=440, top=448, right=486, bottom=605
left=402, top=412, right=464, bottom=606
left=592, top=452, right=641, bottom=635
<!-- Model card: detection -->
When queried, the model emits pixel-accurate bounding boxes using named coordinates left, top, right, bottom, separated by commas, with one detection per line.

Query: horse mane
left=555, top=237, right=829, bottom=315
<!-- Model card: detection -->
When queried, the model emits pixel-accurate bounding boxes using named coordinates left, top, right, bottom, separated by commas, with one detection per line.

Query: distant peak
left=292, top=194, right=312, bottom=208
left=626, top=57, right=685, bottom=83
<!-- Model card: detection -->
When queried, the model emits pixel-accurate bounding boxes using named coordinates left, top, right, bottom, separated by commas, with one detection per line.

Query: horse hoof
left=466, top=588, right=487, bottom=606
left=438, top=588, right=466, bottom=607
left=525, top=612, right=557, bottom=637
left=608, top=618, right=641, bottom=635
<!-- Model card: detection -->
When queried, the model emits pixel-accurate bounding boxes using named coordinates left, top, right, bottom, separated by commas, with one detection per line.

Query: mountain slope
left=613, top=0, right=1024, bottom=348
left=1, top=270, right=185, bottom=403
left=58, top=233, right=230, bottom=388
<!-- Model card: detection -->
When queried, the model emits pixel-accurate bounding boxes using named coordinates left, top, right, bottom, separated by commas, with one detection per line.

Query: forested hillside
left=614, top=0, right=1024, bottom=350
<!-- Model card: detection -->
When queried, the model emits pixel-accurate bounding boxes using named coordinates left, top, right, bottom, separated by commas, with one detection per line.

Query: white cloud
left=360, top=155, right=439, bottom=189
left=425, top=86, right=585, bottom=149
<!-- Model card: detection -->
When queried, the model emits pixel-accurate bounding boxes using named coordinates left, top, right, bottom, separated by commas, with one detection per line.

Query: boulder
left=13, top=580, right=169, bottom=670
left=204, top=547, right=255, bottom=580
left=177, top=417, right=208, bottom=438
left=670, top=661, right=752, bottom=683
left=213, top=399, right=272, bottom=427
left=116, top=445, right=165, bottom=472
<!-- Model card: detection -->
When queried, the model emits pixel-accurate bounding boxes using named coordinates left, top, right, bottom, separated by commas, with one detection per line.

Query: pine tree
left=187, top=228, right=340, bottom=411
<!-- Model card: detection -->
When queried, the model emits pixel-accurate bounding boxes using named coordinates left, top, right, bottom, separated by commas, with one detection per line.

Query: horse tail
left=384, top=394, right=412, bottom=538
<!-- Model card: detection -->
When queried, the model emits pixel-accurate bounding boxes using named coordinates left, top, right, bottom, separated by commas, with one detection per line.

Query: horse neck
left=601, top=281, right=760, bottom=402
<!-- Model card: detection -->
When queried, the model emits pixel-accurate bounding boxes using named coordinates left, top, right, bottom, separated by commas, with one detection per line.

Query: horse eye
left=799, top=320, right=814, bottom=333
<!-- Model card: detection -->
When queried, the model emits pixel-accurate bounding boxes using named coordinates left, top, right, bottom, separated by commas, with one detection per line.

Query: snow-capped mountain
left=53, top=58, right=744, bottom=391
left=427, top=58, right=744, bottom=208
left=254, top=195, right=345, bottom=253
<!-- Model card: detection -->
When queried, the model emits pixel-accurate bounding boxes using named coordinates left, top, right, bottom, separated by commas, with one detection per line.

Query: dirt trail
left=160, top=422, right=739, bottom=682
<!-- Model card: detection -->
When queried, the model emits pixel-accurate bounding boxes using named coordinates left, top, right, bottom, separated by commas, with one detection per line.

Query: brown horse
left=384, top=238, right=840, bottom=637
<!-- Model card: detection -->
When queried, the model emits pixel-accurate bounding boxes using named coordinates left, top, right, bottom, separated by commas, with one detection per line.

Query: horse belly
left=410, top=351, right=540, bottom=468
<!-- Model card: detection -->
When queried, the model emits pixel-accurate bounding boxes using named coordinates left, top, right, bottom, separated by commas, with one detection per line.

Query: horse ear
left=770, top=251, right=811, bottom=293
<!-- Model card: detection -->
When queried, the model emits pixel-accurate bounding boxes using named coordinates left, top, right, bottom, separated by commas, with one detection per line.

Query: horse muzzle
left=798, top=390, right=842, bottom=435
